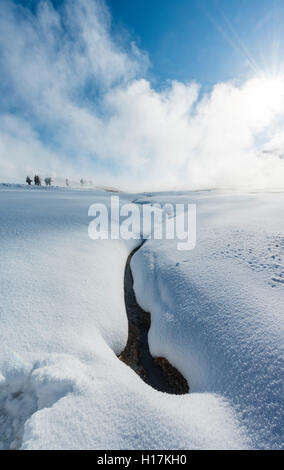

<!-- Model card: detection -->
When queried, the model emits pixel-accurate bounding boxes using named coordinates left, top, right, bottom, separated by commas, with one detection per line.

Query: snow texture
left=0, top=186, right=283, bottom=449
left=131, top=190, right=284, bottom=450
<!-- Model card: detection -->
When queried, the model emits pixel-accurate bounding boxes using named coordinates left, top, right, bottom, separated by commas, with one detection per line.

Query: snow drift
left=0, top=186, right=283, bottom=449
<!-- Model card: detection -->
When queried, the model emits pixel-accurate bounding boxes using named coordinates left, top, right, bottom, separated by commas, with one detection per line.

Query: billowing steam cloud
left=0, top=0, right=284, bottom=189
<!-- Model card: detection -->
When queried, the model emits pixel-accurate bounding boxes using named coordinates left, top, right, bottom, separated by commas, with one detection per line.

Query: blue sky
left=108, top=0, right=284, bottom=87
left=1, top=0, right=284, bottom=189
left=14, top=0, right=284, bottom=88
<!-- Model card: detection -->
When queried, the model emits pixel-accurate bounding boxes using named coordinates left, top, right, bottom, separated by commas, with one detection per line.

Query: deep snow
left=0, top=185, right=283, bottom=449
left=131, top=190, right=284, bottom=449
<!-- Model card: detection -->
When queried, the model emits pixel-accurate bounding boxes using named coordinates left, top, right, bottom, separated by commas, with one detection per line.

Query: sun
left=246, top=74, right=284, bottom=116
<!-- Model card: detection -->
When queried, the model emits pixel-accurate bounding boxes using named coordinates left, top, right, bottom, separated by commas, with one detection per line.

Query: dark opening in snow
left=118, top=243, right=189, bottom=395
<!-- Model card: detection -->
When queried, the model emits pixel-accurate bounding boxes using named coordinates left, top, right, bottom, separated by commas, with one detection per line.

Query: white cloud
left=0, top=0, right=284, bottom=189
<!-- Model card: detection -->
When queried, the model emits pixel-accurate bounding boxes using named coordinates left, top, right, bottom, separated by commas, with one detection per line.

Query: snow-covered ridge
left=131, top=191, right=284, bottom=449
